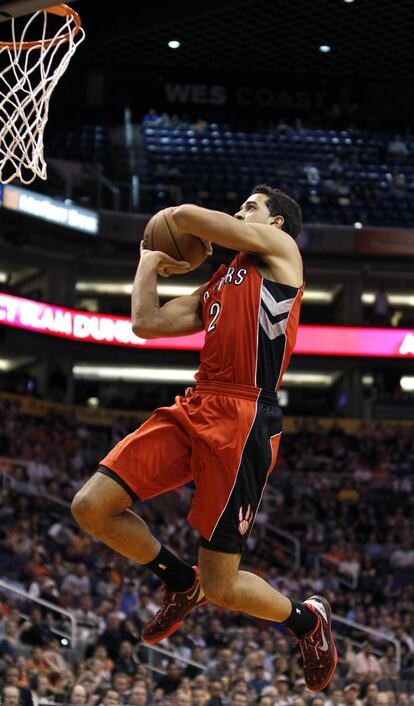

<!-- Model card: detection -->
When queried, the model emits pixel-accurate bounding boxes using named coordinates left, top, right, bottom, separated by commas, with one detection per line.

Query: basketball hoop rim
left=0, top=4, right=82, bottom=50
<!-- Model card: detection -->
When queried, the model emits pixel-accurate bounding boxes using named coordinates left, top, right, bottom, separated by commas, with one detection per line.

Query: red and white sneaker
left=293, top=595, right=338, bottom=692
left=141, top=566, right=207, bottom=644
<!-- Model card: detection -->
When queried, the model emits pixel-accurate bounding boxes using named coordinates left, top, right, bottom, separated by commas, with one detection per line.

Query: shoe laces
left=299, top=634, right=325, bottom=669
left=287, top=629, right=324, bottom=670
left=148, top=586, right=175, bottom=625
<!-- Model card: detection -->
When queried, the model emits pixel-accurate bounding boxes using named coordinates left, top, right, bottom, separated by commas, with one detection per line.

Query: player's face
left=235, top=193, right=278, bottom=225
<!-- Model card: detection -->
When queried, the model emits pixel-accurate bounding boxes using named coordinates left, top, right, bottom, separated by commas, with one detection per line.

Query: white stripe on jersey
left=259, top=309, right=289, bottom=340
left=260, top=286, right=295, bottom=316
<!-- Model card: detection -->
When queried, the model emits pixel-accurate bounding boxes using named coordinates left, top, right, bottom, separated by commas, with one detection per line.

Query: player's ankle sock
left=144, top=545, right=196, bottom=592
left=282, top=599, right=318, bottom=638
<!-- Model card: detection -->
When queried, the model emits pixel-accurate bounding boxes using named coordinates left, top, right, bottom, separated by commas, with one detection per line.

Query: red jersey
left=196, top=252, right=304, bottom=392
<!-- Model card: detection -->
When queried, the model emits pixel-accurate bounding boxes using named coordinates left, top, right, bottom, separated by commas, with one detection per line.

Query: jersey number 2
left=207, top=302, right=221, bottom=332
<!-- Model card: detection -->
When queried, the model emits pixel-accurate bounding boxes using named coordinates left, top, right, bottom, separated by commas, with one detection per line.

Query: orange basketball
left=143, top=207, right=206, bottom=274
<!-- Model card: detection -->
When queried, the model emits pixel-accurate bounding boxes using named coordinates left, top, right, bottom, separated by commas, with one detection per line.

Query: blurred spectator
left=372, top=287, right=391, bottom=327
left=26, top=645, right=49, bottom=673
left=96, top=567, right=118, bottom=599
left=142, top=109, right=160, bottom=126
left=61, top=562, right=91, bottom=595
left=0, top=619, right=23, bottom=664
left=347, top=643, right=382, bottom=683
left=343, top=684, right=362, bottom=706
left=70, top=684, right=88, bottom=705
left=30, top=674, right=54, bottom=706
left=249, top=663, right=270, bottom=694
left=113, top=640, right=138, bottom=677
left=387, top=134, right=408, bottom=159
left=128, top=684, right=148, bottom=705
left=134, top=587, right=158, bottom=624
left=73, top=594, right=100, bottom=644
left=303, top=165, right=320, bottom=185
left=274, top=674, right=293, bottom=706
left=119, top=580, right=138, bottom=616
left=19, top=608, right=55, bottom=647
left=325, top=688, right=345, bottom=706
left=157, top=662, right=183, bottom=694
left=112, top=672, right=131, bottom=702
left=192, top=117, right=208, bottom=130
left=98, top=612, right=125, bottom=660
left=2, top=685, right=20, bottom=706
left=3, top=666, right=32, bottom=706
left=390, top=537, right=414, bottom=568
left=48, top=516, right=75, bottom=547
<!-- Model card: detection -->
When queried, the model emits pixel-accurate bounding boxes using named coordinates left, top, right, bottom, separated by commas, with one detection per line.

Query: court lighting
left=0, top=271, right=7, bottom=282
left=87, top=397, right=100, bottom=407
left=73, top=366, right=338, bottom=387
left=168, top=40, right=181, bottom=49
left=400, top=376, right=414, bottom=392
left=73, top=366, right=198, bottom=383
left=302, top=289, right=336, bottom=303
left=157, top=283, right=198, bottom=296
left=283, top=372, right=338, bottom=387
left=76, top=282, right=132, bottom=295
left=75, top=281, right=197, bottom=297
left=57, top=281, right=414, bottom=309
left=0, top=357, right=33, bottom=371
left=75, top=281, right=338, bottom=302
left=319, top=45, right=331, bottom=53
left=362, top=293, right=414, bottom=307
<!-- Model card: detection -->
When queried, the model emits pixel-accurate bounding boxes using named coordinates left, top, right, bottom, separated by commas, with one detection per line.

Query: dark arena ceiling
left=75, top=0, right=414, bottom=81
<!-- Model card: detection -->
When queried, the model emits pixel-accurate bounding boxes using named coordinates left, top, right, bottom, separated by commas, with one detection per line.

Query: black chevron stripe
left=260, top=301, right=290, bottom=325
left=263, top=279, right=299, bottom=299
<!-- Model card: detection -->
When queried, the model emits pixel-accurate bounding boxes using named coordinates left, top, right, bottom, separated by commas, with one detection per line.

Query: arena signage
left=163, top=82, right=326, bottom=112
left=1, top=292, right=414, bottom=357
left=1, top=185, right=99, bottom=234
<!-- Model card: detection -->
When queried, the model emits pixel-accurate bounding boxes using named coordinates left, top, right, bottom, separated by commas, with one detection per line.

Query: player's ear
left=269, top=215, right=284, bottom=229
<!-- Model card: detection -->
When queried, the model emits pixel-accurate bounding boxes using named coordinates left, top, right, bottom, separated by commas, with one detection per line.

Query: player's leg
left=198, top=546, right=292, bottom=620
left=192, top=394, right=307, bottom=621
left=71, top=471, right=160, bottom=563
left=198, top=546, right=337, bottom=692
left=72, top=401, right=199, bottom=594
left=192, top=392, right=337, bottom=692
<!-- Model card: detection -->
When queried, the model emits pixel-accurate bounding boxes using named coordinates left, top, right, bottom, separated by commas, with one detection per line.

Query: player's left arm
left=172, top=204, right=296, bottom=257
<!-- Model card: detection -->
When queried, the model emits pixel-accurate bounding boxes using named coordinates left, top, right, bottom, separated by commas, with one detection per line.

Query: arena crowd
left=1, top=397, right=413, bottom=706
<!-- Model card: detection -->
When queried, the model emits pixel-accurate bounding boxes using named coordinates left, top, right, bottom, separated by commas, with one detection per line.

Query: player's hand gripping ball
left=139, top=241, right=190, bottom=278
left=143, top=207, right=212, bottom=276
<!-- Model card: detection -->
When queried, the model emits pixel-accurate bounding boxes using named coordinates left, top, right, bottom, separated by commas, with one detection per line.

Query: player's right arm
left=131, top=247, right=206, bottom=339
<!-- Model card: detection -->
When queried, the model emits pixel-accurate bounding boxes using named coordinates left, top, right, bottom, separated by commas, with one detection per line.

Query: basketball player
left=72, top=185, right=337, bottom=692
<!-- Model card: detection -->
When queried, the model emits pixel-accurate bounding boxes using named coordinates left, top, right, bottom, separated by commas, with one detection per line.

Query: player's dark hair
left=251, top=184, right=302, bottom=240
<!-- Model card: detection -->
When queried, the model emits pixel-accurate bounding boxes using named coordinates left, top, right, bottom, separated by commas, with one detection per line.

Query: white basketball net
left=0, top=6, right=85, bottom=184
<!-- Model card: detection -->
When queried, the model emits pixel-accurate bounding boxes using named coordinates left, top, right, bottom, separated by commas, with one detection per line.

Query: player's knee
left=71, top=488, right=101, bottom=533
left=201, top=576, right=236, bottom=608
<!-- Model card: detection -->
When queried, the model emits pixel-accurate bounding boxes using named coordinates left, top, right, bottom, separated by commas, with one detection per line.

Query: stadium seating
left=141, top=123, right=414, bottom=227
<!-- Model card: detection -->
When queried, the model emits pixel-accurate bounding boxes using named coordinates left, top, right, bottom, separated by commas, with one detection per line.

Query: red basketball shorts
left=99, top=381, right=282, bottom=553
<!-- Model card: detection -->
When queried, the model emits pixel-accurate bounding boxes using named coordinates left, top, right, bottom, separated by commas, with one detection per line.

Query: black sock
left=282, top=599, right=318, bottom=638
left=144, top=545, right=196, bottom=592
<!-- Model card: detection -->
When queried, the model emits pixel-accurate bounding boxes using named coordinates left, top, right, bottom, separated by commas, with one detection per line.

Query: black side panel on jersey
left=256, top=320, right=286, bottom=390
left=201, top=397, right=283, bottom=553
left=256, top=279, right=299, bottom=391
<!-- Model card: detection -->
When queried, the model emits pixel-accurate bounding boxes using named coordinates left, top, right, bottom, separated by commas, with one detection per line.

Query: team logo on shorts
left=238, top=504, right=253, bottom=535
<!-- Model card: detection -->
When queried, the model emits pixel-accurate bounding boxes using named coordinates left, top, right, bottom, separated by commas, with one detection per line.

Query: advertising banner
left=1, top=292, right=414, bottom=358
